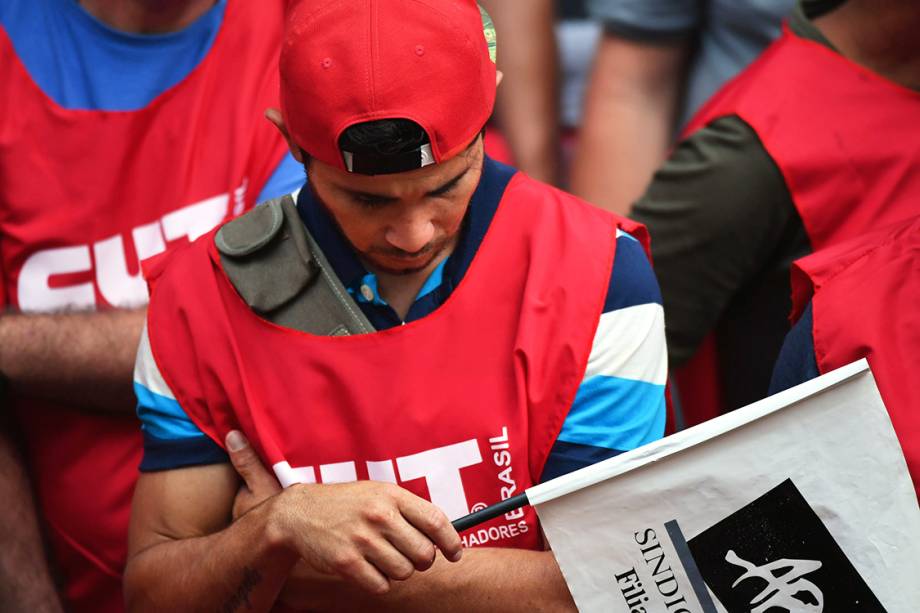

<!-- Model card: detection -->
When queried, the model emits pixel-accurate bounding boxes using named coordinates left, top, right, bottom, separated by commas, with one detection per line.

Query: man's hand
left=267, top=479, right=463, bottom=595
left=223, top=434, right=577, bottom=612
left=226, top=430, right=281, bottom=520
left=223, top=430, right=464, bottom=595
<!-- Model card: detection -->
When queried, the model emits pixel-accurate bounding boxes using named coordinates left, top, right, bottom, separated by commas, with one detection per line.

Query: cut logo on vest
left=272, top=427, right=533, bottom=547
left=16, top=181, right=247, bottom=312
left=460, top=425, right=530, bottom=547
left=273, top=439, right=484, bottom=521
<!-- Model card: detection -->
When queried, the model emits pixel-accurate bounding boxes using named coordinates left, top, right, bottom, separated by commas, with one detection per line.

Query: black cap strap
left=342, top=143, right=435, bottom=175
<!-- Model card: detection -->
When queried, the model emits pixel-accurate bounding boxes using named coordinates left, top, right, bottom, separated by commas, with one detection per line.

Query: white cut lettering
left=396, top=439, right=483, bottom=520
left=161, top=193, right=228, bottom=242
left=272, top=461, right=317, bottom=488
left=18, top=246, right=95, bottom=312
left=94, top=220, right=165, bottom=307
left=15, top=188, right=240, bottom=311
left=366, top=460, right=398, bottom=483
left=319, top=461, right=358, bottom=484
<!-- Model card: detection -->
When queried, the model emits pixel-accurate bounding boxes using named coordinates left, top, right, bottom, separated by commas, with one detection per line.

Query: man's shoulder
left=637, top=115, right=790, bottom=232
left=143, top=225, right=221, bottom=296
left=507, top=174, right=653, bottom=256
left=147, top=191, right=294, bottom=289
left=505, top=171, right=624, bottom=226
left=605, top=230, right=662, bottom=314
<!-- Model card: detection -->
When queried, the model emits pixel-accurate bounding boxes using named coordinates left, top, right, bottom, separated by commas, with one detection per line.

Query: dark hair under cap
left=337, top=119, right=434, bottom=175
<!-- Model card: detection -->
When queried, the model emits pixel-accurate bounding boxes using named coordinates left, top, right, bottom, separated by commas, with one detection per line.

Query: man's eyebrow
left=341, top=187, right=399, bottom=202
left=427, top=166, right=471, bottom=196
left=340, top=165, right=472, bottom=201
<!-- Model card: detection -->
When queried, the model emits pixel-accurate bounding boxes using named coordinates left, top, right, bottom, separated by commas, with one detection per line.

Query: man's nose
left=385, top=213, right=436, bottom=254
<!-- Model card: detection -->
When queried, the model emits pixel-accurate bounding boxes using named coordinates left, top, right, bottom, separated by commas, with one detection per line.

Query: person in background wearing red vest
left=0, top=0, right=303, bottom=610
left=627, top=0, right=920, bottom=422
left=572, top=0, right=794, bottom=216
left=125, top=1, right=667, bottom=610
left=769, top=215, right=920, bottom=497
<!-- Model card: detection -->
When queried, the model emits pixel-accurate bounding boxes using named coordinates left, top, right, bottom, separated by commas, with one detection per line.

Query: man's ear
left=264, top=108, right=304, bottom=163
left=496, top=69, right=504, bottom=88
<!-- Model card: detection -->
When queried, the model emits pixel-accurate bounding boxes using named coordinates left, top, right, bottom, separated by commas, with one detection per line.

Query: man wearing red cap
left=124, top=1, right=667, bottom=609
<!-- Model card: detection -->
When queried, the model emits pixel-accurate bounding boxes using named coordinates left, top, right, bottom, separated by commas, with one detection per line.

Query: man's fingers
left=326, top=548, right=392, bottom=595
left=358, top=533, right=418, bottom=582
left=396, top=492, right=463, bottom=563
left=225, top=430, right=280, bottom=496
left=379, top=519, right=438, bottom=572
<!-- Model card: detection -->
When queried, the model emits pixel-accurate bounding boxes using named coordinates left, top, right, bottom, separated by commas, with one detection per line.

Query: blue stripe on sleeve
left=134, top=382, right=206, bottom=440
left=135, top=381, right=228, bottom=471
left=540, top=441, right=625, bottom=482
left=140, top=432, right=228, bottom=472
left=256, top=152, right=305, bottom=204
left=604, top=233, right=663, bottom=313
left=557, top=375, right=666, bottom=452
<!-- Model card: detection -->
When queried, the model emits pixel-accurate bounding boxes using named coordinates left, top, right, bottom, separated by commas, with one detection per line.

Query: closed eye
left=353, top=194, right=393, bottom=208
left=429, top=181, right=458, bottom=198
left=427, top=167, right=470, bottom=198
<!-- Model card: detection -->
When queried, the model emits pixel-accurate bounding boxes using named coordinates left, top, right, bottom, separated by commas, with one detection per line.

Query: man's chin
left=364, top=239, right=452, bottom=276
left=369, top=258, right=436, bottom=276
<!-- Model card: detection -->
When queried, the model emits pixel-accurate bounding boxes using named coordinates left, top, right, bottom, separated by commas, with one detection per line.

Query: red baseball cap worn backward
left=280, top=0, right=497, bottom=172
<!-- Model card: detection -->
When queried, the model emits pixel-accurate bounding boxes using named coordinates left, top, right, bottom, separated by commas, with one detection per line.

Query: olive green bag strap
left=215, top=194, right=375, bottom=336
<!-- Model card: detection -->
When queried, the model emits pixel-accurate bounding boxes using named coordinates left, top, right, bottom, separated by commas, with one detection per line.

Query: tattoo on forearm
left=219, top=567, right=263, bottom=613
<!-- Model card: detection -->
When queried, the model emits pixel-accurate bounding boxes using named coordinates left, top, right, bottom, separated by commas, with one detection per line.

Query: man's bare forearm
left=124, top=501, right=298, bottom=613
left=482, top=0, right=560, bottom=184
left=0, top=309, right=144, bottom=412
left=571, top=36, right=690, bottom=215
left=281, top=548, right=576, bottom=612
left=0, top=426, right=63, bottom=613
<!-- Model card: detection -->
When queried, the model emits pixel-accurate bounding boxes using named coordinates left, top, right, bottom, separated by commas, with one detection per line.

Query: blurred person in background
left=480, top=0, right=561, bottom=185
left=556, top=0, right=602, bottom=185
left=770, top=215, right=920, bottom=496
left=629, top=0, right=920, bottom=422
left=572, top=0, right=794, bottom=215
left=0, top=0, right=301, bottom=610
left=0, top=419, right=59, bottom=612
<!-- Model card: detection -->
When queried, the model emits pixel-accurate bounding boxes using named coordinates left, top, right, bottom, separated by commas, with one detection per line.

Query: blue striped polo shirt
left=134, top=158, right=667, bottom=481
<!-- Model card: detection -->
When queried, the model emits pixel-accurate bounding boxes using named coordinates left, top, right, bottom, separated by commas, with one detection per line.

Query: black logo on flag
left=687, top=479, right=885, bottom=612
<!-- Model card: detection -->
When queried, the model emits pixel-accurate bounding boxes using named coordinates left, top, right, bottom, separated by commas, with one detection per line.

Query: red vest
left=791, top=216, right=920, bottom=495
left=146, top=174, right=648, bottom=551
left=676, top=27, right=920, bottom=424
left=0, top=3, right=288, bottom=610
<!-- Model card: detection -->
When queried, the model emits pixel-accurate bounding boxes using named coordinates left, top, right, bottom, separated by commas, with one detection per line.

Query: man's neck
left=78, top=0, right=218, bottom=35
left=371, top=240, right=458, bottom=322
left=813, top=1, right=920, bottom=91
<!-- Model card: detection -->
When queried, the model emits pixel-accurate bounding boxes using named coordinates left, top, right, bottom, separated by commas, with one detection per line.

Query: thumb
left=225, top=430, right=280, bottom=495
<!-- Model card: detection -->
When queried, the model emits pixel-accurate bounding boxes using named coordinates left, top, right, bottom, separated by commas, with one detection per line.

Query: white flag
left=532, top=360, right=920, bottom=612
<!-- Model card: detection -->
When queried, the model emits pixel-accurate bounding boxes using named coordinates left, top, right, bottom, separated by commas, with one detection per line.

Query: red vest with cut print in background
left=146, top=173, right=649, bottom=552
left=0, top=2, right=289, bottom=610
left=673, top=28, right=920, bottom=425
left=791, top=216, right=920, bottom=496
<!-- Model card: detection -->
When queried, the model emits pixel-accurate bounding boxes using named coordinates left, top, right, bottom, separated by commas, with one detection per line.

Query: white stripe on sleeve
left=584, top=303, right=667, bottom=385
left=133, top=323, right=177, bottom=400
